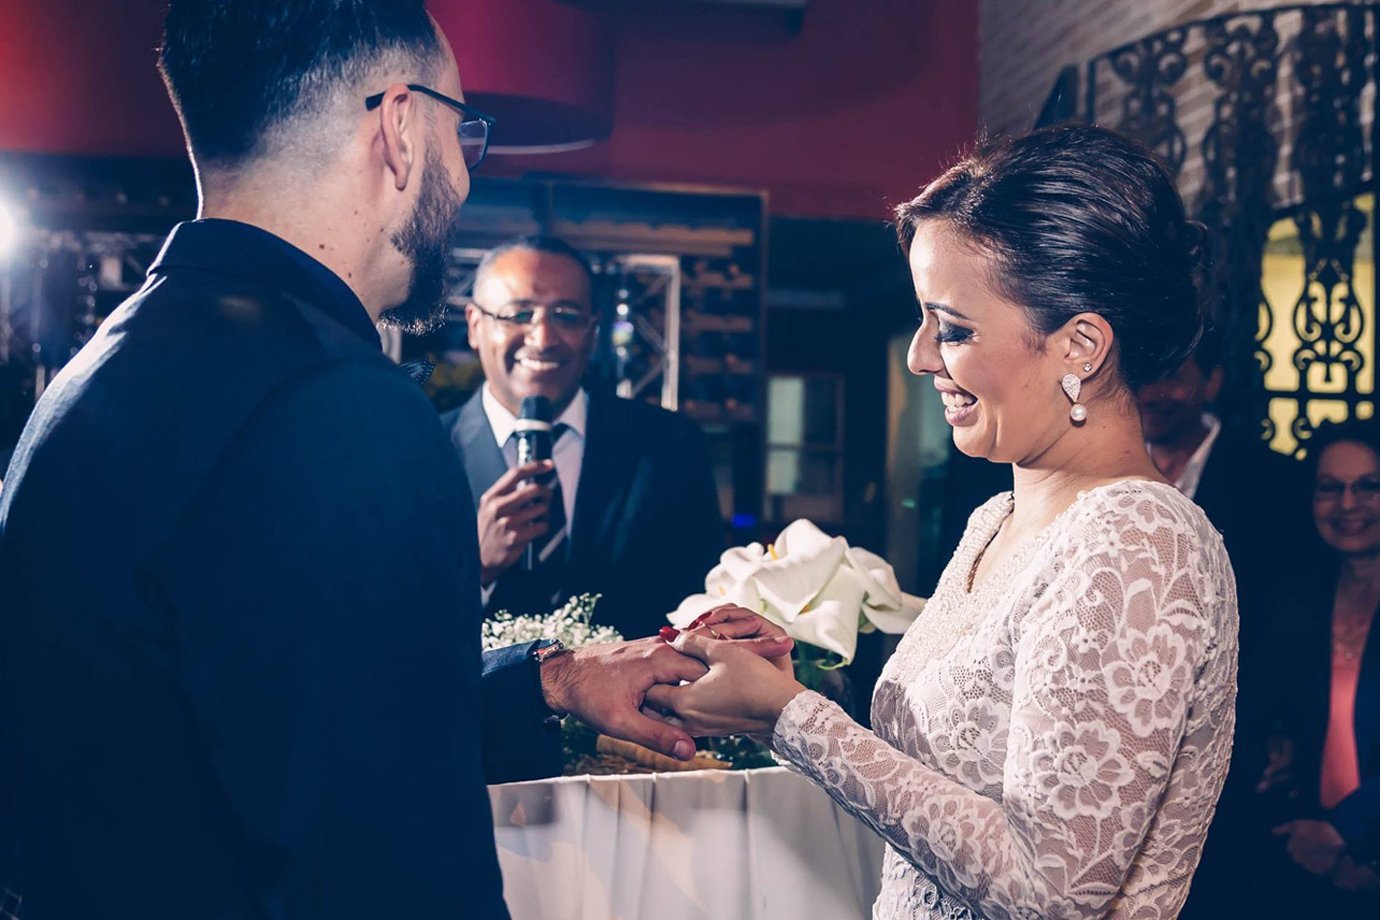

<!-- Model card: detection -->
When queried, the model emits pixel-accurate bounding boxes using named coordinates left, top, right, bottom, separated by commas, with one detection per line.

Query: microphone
left=515, top=395, right=554, bottom=570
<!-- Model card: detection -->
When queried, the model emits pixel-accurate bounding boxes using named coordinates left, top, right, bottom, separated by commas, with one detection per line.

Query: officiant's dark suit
left=442, top=237, right=724, bottom=640
left=447, top=385, right=724, bottom=639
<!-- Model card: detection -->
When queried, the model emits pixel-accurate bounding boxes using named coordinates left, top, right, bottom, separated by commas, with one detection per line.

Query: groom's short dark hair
left=158, top=0, right=443, bottom=168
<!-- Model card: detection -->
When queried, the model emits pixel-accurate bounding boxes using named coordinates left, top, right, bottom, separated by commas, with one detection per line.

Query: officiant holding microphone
left=444, top=236, right=724, bottom=639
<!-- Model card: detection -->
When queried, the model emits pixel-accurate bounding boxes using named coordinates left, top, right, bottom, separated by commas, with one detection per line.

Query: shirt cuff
left=479, top=640, right=563, bottom=783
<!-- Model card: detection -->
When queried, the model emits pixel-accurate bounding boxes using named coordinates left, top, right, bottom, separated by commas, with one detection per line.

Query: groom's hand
left=539, top=638, right=708, bottom=761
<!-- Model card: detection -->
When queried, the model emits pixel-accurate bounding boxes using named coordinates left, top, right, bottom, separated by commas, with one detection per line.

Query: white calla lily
left=669, top=520, right=926, bottom=664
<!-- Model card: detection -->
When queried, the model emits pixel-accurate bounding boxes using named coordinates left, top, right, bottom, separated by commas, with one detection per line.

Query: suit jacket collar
left=1172, top=413, right=1221, bottom=499
left=454, top=388, right=638, bottom=558
left=1195, top=426, right=1269, bottom=518
left=1295, top=560, right=1380, bottom=780
left=453, top=391, right=508, bottom=510
left=149, top=219, right=380, bottom=347
left=569, top=391, right=637, bottom=559
left=1356, top=607, right=1380, bottom=774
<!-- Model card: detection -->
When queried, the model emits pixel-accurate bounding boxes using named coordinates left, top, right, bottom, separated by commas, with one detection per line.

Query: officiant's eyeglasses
left=471, top=301, right=597, bottom=334
left=364, top=84, right=495, bottom=171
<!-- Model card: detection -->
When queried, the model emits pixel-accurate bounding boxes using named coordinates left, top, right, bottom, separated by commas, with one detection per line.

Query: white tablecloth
left=489, top=766, right=884, bottom=920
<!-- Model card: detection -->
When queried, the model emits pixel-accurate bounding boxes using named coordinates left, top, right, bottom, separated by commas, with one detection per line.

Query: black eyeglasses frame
left=364, top=84, right=496, bottom=171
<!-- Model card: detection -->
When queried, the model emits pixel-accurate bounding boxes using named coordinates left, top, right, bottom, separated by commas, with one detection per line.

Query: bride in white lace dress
left=650, top=125, right=1239, bottom=919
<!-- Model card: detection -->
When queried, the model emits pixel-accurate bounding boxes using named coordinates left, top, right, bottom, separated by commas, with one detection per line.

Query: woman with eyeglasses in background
left=1261, top=419, right=1380, bottom=912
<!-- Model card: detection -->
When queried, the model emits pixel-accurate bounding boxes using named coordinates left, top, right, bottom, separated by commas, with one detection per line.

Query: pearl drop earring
left=1062, top=373, right=1088, bottom=423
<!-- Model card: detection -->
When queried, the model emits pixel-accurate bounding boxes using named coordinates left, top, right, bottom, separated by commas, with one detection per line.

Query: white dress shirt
left=1151, top=412, right=1221, bottom=501
left=481, top=384, right=587, bottom=527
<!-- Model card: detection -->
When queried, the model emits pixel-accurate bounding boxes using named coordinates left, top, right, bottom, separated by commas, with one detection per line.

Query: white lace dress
left=771, top=480, right=1238, bottom=919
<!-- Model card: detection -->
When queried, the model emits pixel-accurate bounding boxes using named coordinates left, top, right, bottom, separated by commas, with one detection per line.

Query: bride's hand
left=682, top=604, right=796, bottom=679
left=644, top=627, right=806, bottom=737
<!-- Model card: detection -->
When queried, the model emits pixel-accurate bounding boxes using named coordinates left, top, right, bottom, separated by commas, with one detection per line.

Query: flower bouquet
left=668, top=519, right=926, bottom=711
left=481, top=592, right=623, bottom=651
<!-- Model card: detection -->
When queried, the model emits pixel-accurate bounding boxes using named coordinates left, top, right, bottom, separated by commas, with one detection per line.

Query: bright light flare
left=0, top=196, right=17, bottom=258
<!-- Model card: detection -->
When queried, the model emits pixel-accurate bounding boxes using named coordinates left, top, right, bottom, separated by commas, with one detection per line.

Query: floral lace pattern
left=772, top=481, right=1238, bottom=919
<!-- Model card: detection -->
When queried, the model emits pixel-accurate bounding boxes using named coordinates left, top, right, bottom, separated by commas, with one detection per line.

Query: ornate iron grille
left=1072, top=3, right=1380, bottom=455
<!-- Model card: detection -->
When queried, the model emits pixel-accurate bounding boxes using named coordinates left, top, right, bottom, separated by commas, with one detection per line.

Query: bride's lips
left=935, top=382, right=979, bottom=426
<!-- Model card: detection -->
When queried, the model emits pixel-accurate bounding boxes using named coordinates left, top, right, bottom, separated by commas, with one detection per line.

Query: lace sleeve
left=772, top=502, right=1223, bottom=919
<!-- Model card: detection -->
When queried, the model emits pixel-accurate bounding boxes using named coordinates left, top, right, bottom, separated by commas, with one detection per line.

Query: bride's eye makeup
left=935, top=323, right=973, bottom=344
left=915, top=301, right=973, bottom=344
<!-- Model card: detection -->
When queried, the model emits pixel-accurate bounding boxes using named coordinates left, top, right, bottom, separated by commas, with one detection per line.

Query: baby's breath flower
left=481, top=594, right=622, bottom=651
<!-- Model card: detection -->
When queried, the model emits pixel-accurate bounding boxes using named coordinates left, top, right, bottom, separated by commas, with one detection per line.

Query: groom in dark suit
left=0, top=4, right=782, bottom=919
left=443, top=236, right=724, bottom=640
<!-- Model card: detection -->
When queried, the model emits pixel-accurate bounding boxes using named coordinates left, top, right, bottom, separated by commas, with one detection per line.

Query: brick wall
left=980, top=0, right=1363, bottom=203
left=980, top=0, right=1378, bottom=452
left=984, top=0, right=1211, bottom=136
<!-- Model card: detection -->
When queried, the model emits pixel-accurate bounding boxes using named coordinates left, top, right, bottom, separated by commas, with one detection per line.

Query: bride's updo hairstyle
left=895, top=124, right=1205, bottom=390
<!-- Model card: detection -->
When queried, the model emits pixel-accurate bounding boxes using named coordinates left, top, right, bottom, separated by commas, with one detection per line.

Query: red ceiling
left=0, top=0, right=978, bottom=220
left=0, top=0, right=183, bottom=157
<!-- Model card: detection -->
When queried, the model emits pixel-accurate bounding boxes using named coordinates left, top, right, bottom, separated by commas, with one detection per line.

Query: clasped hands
left=1271, top=818, right=1380, bottom=892
left=1261, top=739, right=1380, bottom=892
left=539, top=605, right=807, bottom=762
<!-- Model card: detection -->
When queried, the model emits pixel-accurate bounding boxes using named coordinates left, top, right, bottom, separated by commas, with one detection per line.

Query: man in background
left=0, top=4, right=772, bottom=918
left=444, top=236, right=724, bottom=640
left=1138, top=328, right=1312, bottom=919
left=1139, top=328, right=1309, bottom=559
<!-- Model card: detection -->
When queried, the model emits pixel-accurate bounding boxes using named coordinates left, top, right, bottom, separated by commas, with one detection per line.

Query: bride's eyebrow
left=922, top=301, right=972, bottom=322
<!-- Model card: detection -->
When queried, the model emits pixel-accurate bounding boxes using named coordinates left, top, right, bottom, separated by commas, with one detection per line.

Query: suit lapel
left=450, top=390, right=508, bottom=510
left=1356, top=611, right=1380, bottom=774
left=1191, top=433, right=1235, bottom=522
left=569, top=393, right=635, bottom=565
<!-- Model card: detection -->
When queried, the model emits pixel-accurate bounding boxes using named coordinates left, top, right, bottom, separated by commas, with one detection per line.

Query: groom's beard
left=381, top=148, right=462, bottom=335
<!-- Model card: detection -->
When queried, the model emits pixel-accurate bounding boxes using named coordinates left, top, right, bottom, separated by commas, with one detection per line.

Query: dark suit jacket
left=1194, top=425, right=1313, bottom=745
left=1194, top=424, right=1314, bottom=586
left=1273, top=567, right=1380, bottom=858
left=1180, top=426, right=1322, bottom=918
left=0, top=220, right=548, bottom=920
left=443, top=388, right=724, bottom=641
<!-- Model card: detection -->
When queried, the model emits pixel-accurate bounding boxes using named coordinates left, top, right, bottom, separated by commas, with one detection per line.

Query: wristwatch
left=531, top=638, right=570, bottom=666
left=532, top=639, right=572, bottom=721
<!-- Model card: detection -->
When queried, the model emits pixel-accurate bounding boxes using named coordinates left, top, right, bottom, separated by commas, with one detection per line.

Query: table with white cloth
left=489, top=766, right=884, bottom=920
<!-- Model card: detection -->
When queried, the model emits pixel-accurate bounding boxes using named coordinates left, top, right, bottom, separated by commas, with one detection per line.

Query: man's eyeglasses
left=472, top=301, right=596, bottom=333
left=364, top=84, right=496, bottom=171
left=1313, top=476, right=1380, bottom=503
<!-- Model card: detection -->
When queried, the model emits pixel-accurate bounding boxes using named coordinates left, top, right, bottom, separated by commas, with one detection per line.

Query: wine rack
left=0, top=157, right=767, bottom=530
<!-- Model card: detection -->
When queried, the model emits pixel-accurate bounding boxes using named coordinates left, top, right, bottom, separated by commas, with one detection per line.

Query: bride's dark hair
left=896, top=124, right=1205, bottom=390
